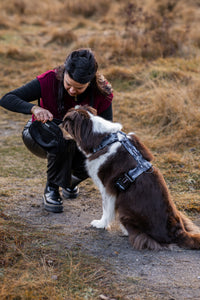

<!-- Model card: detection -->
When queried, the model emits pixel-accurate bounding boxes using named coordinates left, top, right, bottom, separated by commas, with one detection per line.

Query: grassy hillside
left=0, top=0, right=200, bottom=298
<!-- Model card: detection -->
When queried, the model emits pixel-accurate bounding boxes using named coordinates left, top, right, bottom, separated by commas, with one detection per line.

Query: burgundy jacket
left=0, top=70, right=113, bottom=122
left=37, top=70, right=113, bottom=119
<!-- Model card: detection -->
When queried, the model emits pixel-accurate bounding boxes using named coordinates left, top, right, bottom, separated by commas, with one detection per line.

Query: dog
left=62, top=105, right=200, bottom=250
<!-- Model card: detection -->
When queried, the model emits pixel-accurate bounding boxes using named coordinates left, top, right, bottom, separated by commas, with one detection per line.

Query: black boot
left=43, top=182, right=63, bottom=213
left=62, top=175, right=82, bottom=199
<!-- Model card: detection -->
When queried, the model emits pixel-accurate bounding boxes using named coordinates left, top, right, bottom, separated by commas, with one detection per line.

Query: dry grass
left=0, top=211, right=118, bottom=300
left=63, top=0, right=111, bottom=18
left=0, top=0, right=200, bottom=298
left=46, top=29, right=77, bottom=46
left=138, top=84, right=200, bottom=137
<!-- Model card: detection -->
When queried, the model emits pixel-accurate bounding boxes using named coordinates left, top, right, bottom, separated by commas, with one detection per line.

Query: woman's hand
left=31, top=105, right=53, bottom=123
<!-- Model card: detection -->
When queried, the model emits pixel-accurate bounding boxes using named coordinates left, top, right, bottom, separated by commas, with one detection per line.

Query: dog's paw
left=91, top=219, right=106, bottom=229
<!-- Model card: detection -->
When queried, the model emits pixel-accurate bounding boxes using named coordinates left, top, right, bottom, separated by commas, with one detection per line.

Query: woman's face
left=63, top=73, right=90, bottom=97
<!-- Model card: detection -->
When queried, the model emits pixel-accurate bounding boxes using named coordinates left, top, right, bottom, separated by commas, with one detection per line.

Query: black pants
left=22, top=119, right=88, bottom=189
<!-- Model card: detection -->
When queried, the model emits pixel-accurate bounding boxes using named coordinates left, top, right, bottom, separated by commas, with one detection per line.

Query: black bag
left=29, top=119, right=64, bottom=154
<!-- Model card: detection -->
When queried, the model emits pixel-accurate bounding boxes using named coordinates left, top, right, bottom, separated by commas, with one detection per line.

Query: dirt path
left=1, top=116, right=200, bottom=300
left=4, top=182, right=200, bottom=300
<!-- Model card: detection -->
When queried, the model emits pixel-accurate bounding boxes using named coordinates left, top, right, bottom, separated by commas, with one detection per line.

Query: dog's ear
left=62, top=109, right=92, bottom=143
left=62, top=110, right=79, bottom=138
left=63, top=109, right=81, bottom=127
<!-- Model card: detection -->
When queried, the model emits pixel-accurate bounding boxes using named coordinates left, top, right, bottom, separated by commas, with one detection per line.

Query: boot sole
left=43, top=195, right=63, bottom=213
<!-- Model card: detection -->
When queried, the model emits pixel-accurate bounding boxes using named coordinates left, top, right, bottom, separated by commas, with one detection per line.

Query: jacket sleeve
left=0, top=79, right=41, bottom=114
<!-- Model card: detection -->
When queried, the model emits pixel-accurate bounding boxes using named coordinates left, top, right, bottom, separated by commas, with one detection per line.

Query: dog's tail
left=129, top=231, right=170, bottom=250
left=126, top=225, right=171, bottom=250
left=177, top=213, right=200, bottom=249
left=179, top=211, right=200, bottom=233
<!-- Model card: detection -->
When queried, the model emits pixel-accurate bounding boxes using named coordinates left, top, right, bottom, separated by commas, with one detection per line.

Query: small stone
left=51, top=275, right=58, bottom=280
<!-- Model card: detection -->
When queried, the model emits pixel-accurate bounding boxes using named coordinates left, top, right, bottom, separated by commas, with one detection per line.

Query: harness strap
left=115, top=162, right=152, bottom=191
left=93, top=131, right=153, bottom=191
left=115, top=133, right=152, bottom=191
left=93, top=132, right=119, bottom=153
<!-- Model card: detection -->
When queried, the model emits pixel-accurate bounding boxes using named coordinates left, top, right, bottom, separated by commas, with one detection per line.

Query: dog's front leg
left=91, top=192, right=116, bottom=229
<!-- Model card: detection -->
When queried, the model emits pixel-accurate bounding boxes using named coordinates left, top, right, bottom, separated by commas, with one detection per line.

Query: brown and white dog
left=62, top=105, right=200, bottom=250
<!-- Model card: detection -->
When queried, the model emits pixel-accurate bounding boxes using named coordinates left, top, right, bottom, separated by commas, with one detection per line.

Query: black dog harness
left=93, top=131, right=153, bottom=191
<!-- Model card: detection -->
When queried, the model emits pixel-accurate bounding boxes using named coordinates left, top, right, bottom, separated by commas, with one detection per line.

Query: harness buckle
left=115, top=163, right=152, bottom=192
left=115, top=173, right=134, bottom=191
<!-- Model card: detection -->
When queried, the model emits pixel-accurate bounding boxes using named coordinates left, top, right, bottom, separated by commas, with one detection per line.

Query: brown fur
left=62, top=105, right=200, bottom=250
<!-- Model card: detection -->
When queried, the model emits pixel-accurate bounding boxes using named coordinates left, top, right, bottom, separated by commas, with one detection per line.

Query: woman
left=0, top=48, right=113, bottom=213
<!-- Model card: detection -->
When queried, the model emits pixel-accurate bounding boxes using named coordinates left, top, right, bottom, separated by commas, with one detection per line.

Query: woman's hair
left=55, top=48, right=113, bottom=115
left=64, top=48, right=98, bottom=84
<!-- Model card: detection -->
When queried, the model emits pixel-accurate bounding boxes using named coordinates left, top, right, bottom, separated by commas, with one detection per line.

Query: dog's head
left=62, top=105, right=96, bottom=136
left=61, top=105, right=122, bottom=154
left=61, top=105, right=97, bottom=153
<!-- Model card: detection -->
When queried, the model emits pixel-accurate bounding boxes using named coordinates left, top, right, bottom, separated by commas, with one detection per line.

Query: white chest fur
left=86, top=142, right=120, bottom=187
